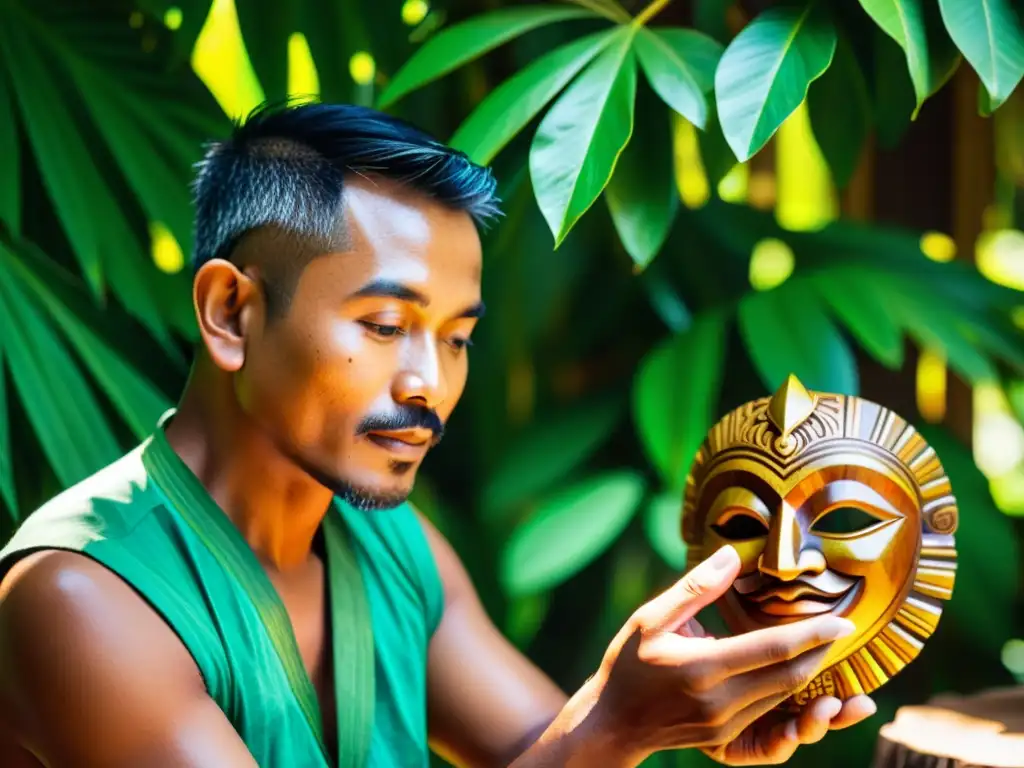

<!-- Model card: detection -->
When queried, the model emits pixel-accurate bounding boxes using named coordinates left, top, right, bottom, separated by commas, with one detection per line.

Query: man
left=0, top=102, right=875, bottom=767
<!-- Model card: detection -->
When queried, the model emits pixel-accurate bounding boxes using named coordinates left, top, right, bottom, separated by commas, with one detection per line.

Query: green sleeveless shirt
left=0, top=417, right=444, bottom=767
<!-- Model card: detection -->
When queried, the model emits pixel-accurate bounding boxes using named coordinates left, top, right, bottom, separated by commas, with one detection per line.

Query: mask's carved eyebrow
left=350, top=278, right=485, bottom=319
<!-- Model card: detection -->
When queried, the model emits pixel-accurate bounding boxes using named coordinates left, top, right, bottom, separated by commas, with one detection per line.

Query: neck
left=164, top=360, right=333, bottom=572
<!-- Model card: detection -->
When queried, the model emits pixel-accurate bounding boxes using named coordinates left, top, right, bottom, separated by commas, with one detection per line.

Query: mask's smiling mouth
left=733, top=571, right=860, bottom=618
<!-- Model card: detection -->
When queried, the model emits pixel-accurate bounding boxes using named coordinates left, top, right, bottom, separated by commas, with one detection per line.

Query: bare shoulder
left=0, top=548, right=201, bottom=680
left=0, top=550, right=253, bottom=766
left=413, top=510, right=474, bottom=606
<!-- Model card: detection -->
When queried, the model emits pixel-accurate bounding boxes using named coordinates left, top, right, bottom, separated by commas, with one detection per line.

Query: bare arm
left=419, top=514, right=569, bottom=768
left=0, top=550, right=258, bottom=767
left=421, top=527, right=876, bottom=768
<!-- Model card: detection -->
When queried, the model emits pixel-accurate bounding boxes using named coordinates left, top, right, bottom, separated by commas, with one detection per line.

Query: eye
left=811, top=506, right=880, bottom=536
left=361, top=321, right=405, bottom=338
left=447, top=337, right=473, bottom=352
left=711, top=513, right=769, bottom=541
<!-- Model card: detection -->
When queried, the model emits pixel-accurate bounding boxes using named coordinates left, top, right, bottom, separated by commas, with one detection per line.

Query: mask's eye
left=711, top=513, right=769, bottom=541
left=811, top=506, right=880, bottom=536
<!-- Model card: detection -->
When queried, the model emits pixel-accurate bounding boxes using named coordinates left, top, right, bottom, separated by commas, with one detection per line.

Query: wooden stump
left=871, top=686, right=1024, bottom=768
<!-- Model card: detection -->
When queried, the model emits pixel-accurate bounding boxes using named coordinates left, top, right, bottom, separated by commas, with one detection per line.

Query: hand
left=583, top=545, right=877, bottom=765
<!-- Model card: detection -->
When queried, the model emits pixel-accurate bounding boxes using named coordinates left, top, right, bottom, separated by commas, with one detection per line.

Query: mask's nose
left=759, top=502, right=826, bottom=581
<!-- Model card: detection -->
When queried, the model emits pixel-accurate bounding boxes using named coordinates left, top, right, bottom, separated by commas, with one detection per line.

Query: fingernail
left=707, top=545, right=738, bottom=572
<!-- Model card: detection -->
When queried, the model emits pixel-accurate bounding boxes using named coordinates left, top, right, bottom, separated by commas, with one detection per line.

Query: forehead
left=291, top=175, right=483, bottom=306
left=696, top=446, right=921, bottom=508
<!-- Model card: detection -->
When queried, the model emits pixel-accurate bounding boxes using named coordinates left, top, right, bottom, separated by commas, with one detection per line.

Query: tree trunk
left=871, top=686, right=1024, bottom=768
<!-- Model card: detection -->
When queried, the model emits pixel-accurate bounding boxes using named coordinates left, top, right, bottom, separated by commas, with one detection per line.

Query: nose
left=759, top=502, right=826, bottom=581
left=392, top=335, right=447, bottom=409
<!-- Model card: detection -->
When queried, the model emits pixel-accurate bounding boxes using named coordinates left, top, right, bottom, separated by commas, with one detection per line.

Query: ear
left=193, top=259, right=263, bottom=372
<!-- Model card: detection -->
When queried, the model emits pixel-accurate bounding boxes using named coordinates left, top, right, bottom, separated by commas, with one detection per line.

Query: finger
left=828, top=695, right=877, bottom=730
left=795, top=696, right=843, bottom=744
left=679, top=617, right=709, bottom=638
left=721, top=641, right=834, bottom=710
left=687, top=613, right=854, bottom=684
left=634, top=546, right=740, bottom=632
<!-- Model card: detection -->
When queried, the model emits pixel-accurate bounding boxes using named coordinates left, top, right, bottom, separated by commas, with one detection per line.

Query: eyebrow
left=350, top=278, right=485, bottom=319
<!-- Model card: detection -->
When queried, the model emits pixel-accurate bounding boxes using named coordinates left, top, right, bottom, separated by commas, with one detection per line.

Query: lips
left=734, top=571, right=859, bottom=618
left=365, top=429, right=433, bottom=458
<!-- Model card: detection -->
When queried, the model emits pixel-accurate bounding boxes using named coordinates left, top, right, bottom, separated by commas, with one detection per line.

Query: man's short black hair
left=190, top=100, right=501, bottom=316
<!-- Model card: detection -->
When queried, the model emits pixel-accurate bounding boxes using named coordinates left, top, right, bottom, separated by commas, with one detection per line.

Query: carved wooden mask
left=681, top=375, right=958, bottom=710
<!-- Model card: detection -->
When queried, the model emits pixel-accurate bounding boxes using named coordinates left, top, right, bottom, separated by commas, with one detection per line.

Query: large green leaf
left=0, top=246, right=120, bottom=487
left=530, top=28, right=637, bottom=245
left=938, top=0, right=1024, bottom=111
left=450, top=30, right=616, bottom=166
left=644, top=492, right=688, bottom=569
left=236, top=1, right=294, bottom=103
left=605, top=86, right=678, bottom=270
left=6, top=252, right=171, bottom=439
left=0, top=62, right=17, bottom=236
left=0, top=0, right=227, bottom=345
left=859, top=0, right=961, bottom=116
left=885, top=282, right=998, bottom=383
left=0, top=341, right=15, bottom=518
left=807, top=35, right=871, bottom=189
left=634, top=27, right=723, bottom=129
left=378, top=6, right=598, bottom=108
left=873, top=27, right=917, bottom=147
left=481, top=396, right=623, bottom=519
left=715, top=3, right=837, bottom=162
left=738, top=281, right=859, bottom=395
left=500, top=471, right=645, bottom=596
left=0, top=22, right=104, bottom=294
left=633, top=313, right=726, bottom=489
left=816, top=268, right=905, bottom=369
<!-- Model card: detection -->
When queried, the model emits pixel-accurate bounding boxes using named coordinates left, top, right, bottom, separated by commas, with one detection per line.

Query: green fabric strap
left=141, top=425, right=375, bottom=767
left=324, top=509, right=375, bottom=768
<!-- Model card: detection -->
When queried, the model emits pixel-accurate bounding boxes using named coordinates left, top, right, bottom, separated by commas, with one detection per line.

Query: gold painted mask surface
left=681, top=375, right=958, bottom=710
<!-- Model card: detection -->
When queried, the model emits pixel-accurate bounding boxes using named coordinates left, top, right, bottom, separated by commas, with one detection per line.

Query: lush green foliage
left=1, top=1, right=1024, bottom=766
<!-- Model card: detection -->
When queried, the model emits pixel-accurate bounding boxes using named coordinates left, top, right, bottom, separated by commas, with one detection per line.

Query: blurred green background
left=2, top=0, right=1024, bottom=765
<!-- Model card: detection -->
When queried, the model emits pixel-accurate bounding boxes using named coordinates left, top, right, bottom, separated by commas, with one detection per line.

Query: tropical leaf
left=500, top=471, right=645, bottom=596
left=450, top=30, right=616, bottom=166
left=807, top=35, right=871, bottom=188
left=0, top=245, right=121, bottom=488
left=0, top=61, right=18, bottom=235
left=378, top=6, right=599, bottom=108
left=605, top=85, right=678, bottom=269
left=715, top=3, right=837, bottom=161
left=633, top=313, right=726, bottom=490
left=5, top=251, right=171, bottom=439
left=530, top=28, right=637, bottom=245
left=0, top=0, right=228, bottom=346
left=481, top=395, right=623, bottom=519
left=564, top=0, right=631, bottom=23
left=0, top=340, right=14, bottom=518
left=938, top=0, right=1024, bottom=111
left=816, top=268, right=905, bottom=369
left=738, top=281, right=860, bottom=395
left=884, top=281, right=998, bottom=383
left=644, top=492, right=688, bottom=569
left=634, top=27, right=723, bottom=129
left=859, top=0, right=962, bottom=116
left=136, top=0, right=212, bottom=62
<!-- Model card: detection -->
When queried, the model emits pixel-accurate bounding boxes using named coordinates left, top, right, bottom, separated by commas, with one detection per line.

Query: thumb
left=636, top=546, right=740, bottom=633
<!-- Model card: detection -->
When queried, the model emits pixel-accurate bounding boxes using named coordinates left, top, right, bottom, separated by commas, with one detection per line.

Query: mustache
left=356, top=405, right=445, bottom=444
left=734, top=570, right=857, bottom=600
